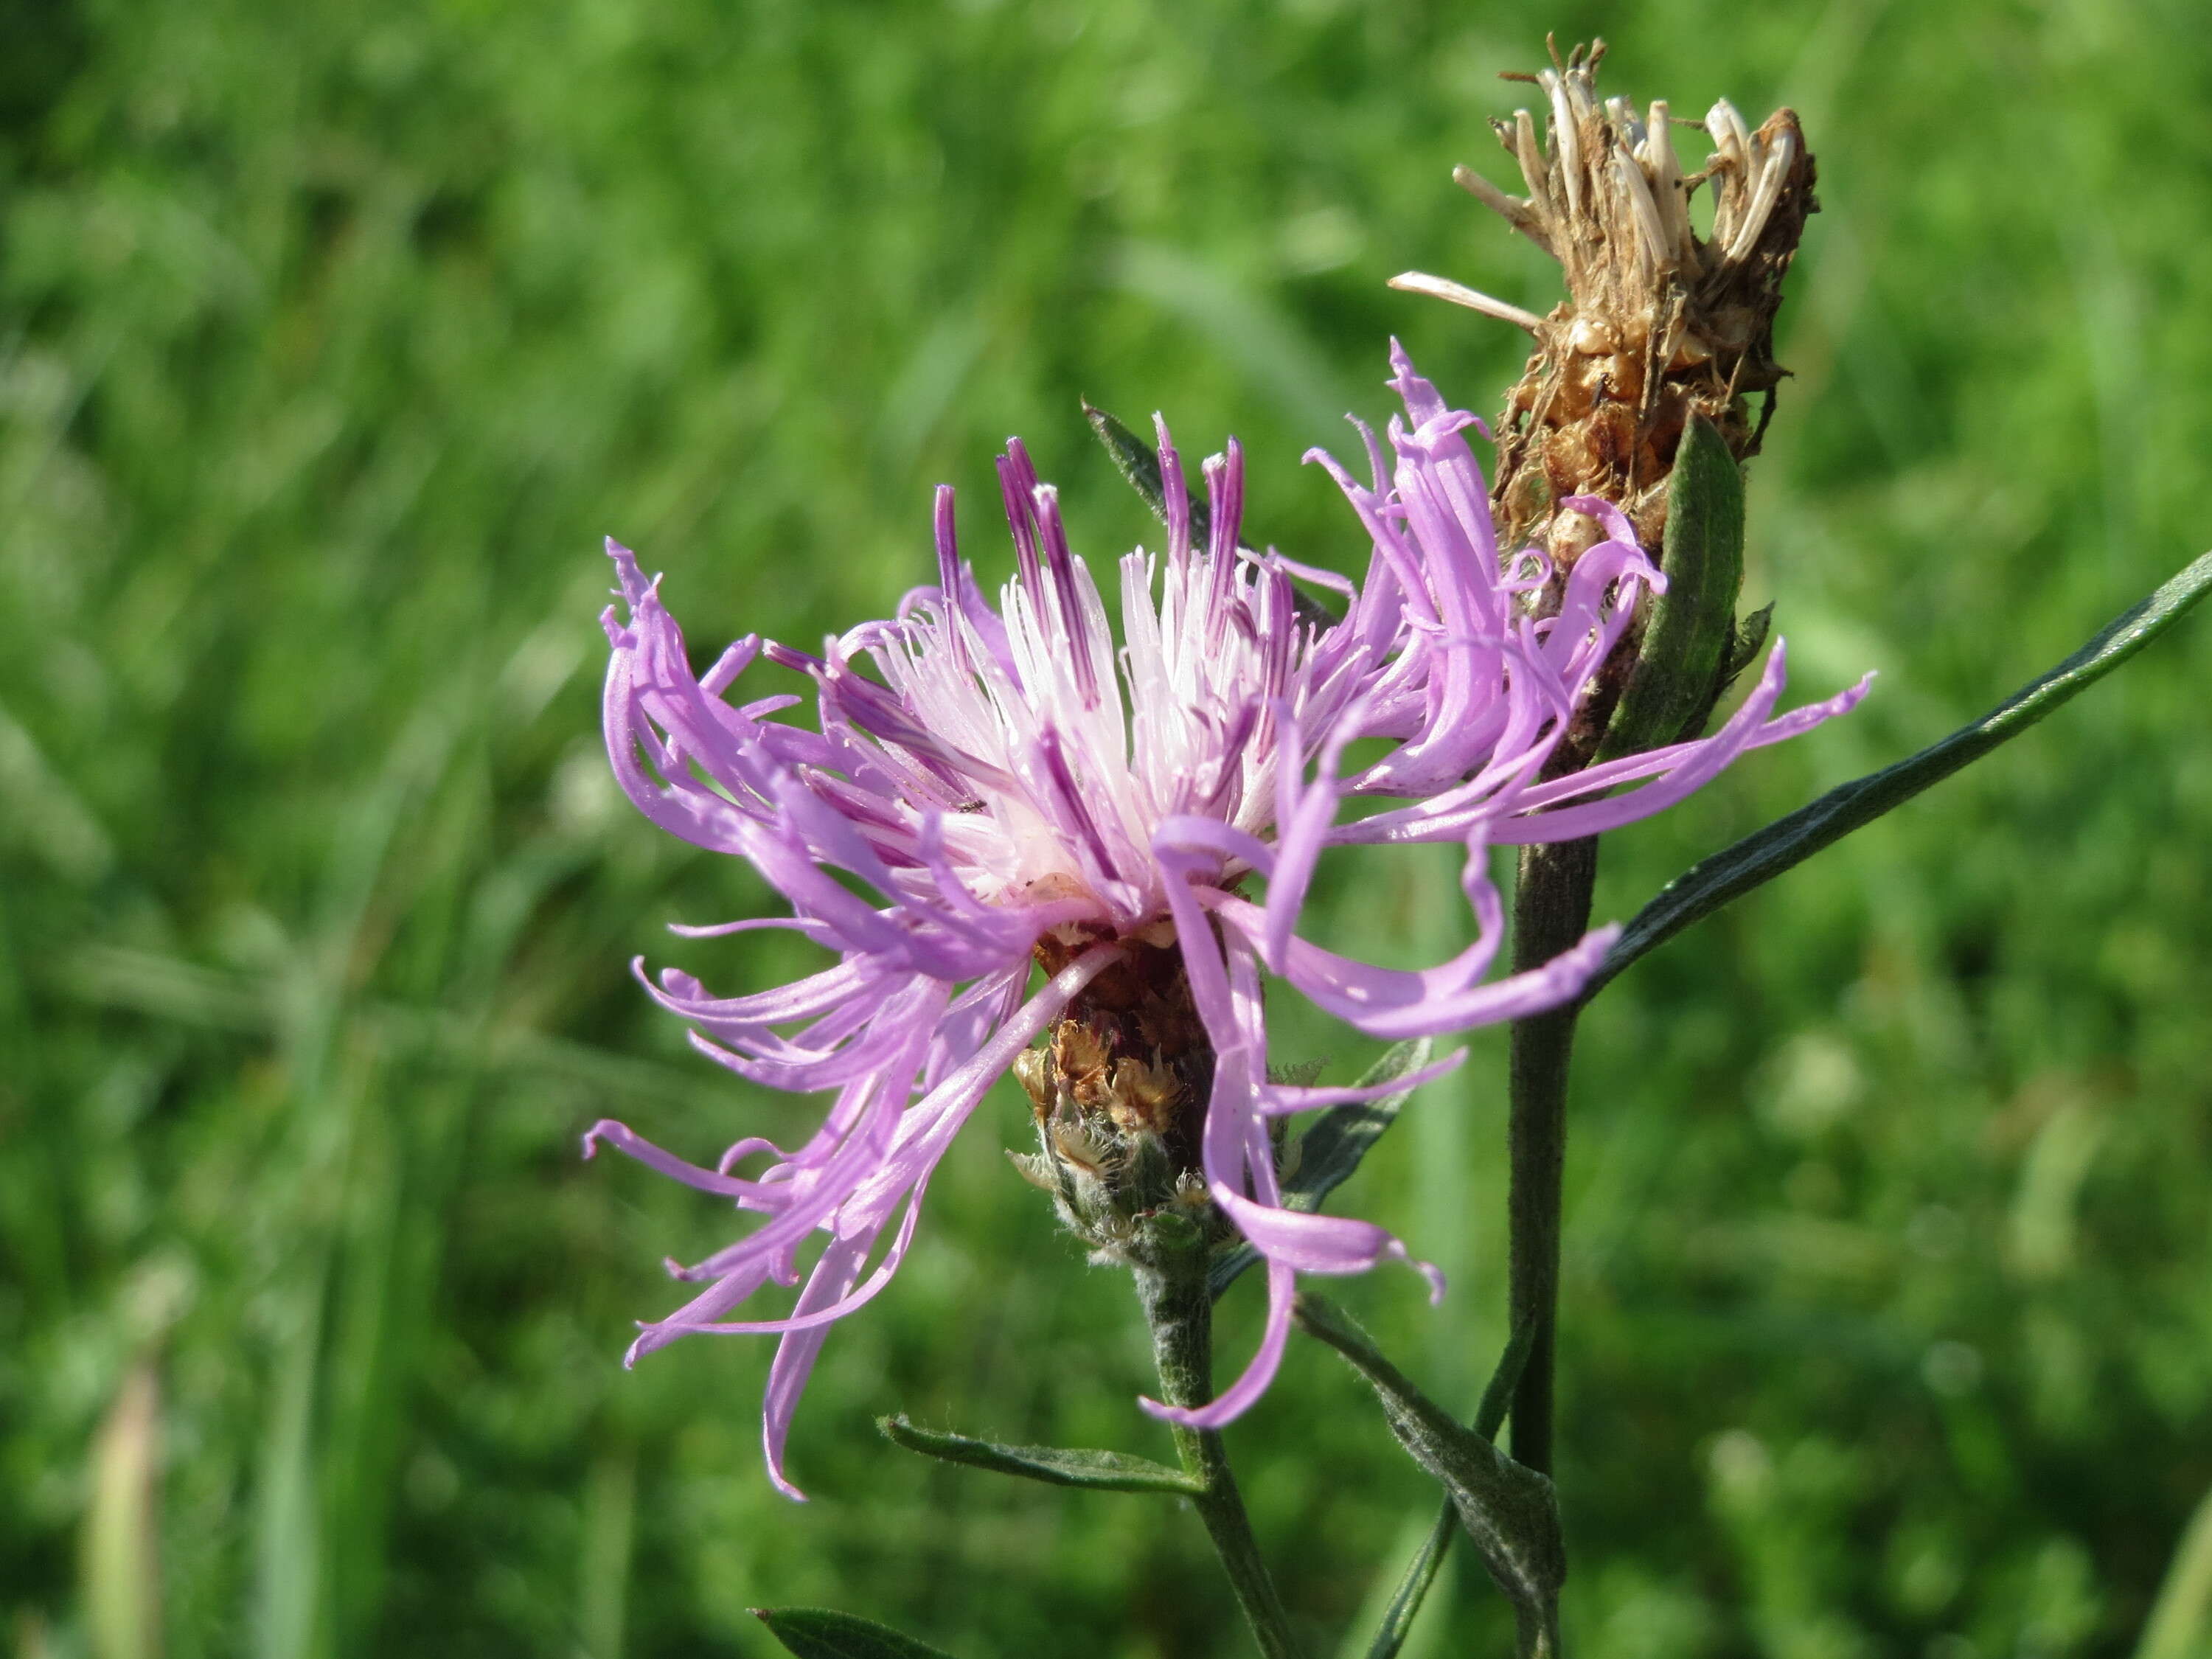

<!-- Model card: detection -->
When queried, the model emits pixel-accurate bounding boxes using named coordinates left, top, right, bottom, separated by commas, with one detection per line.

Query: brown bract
left=1028, top=931, right=1211, bottom=1170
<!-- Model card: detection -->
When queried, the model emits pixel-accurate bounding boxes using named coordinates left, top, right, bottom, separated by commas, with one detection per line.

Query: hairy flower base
left=586, top=344, right=1869, bottom=1496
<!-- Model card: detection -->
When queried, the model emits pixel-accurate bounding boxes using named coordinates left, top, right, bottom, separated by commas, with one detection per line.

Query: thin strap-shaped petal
left=1486, top=639, right=1798, bottom=843
left=1506, top=664, right=1876, bottom=812
left=1207, top=888, right=1613, bottom=1040
left=761, top=1225, right=878, bottom=1501
left=582, top=1119, right=779, bottom=1201
left=633, top=954, right=884, bottom=1028
left=667, top=914, right=841, bottom=943
left=1214, top=1189, right=1444, bottom=1301
left=1135, top=928, right=1296, bottom=1430
left=1141, top=1259, right=1296, bottom=1430
left=1256, top=1046, right=1468, bottom=1116
left=675, top=1179, right=931, bottom=1341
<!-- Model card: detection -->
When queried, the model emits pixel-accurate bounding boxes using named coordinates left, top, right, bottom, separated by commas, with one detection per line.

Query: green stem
left=1521, top=1606, right=1563, bottom=1659
left=1134, top=1245, right=1307, bottom=1659
left=1505, top=836, right=1599, bottom=1480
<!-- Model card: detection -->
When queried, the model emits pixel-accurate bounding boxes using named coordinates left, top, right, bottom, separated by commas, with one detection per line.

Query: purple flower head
left=587, top=342, right=1869, bottom=1497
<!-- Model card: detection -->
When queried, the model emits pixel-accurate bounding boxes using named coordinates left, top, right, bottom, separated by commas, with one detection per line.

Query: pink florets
left=587, top=342, right=1868, bottom=1496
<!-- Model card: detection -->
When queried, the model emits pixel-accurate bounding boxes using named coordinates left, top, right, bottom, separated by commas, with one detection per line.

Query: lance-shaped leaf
left=1084, top=400, right=1205, bottom=542
left=1587, top=548, right=2212, bottom=1002
left=878, top=1415, right=1203, bottom=1495
left=1725, top=601, right=1775, bottom=692
left=1357, top=1319, right=1539, bottom=1659
left=1211, top=1040, right=1433, bottom=1300
left=1297, top=1295, right=1563, bottom=1658
left=1084, top=398, right=1338, bottom=626
left=752, top=1607, right=960, bottom=1659
left=1598, top=411, right=1747, bottom=761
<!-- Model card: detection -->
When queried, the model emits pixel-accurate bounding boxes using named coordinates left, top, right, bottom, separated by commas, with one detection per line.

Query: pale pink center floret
left=841, top=428, right=1309, bottom=931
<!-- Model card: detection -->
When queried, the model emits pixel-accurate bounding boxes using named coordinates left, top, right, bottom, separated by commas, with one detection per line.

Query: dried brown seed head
left=1395, top=38, right=1817, bottom=567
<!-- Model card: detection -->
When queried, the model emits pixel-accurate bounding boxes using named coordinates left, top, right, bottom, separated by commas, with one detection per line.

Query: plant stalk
left=1505, top=835, right=1600, bottom=1479
left=1135, top=1246, right=1307, bottom=1659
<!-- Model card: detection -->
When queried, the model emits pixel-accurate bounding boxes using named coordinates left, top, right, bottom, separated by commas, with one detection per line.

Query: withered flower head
left=1394, top=38, right=1817, bottom=566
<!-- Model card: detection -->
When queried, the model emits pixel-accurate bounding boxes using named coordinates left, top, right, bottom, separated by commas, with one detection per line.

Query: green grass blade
left=82, top=1367, right=163, bottom=1659
left=2137, top=1481, right=2212, bottom=1659
left=577, top=1447, right=637, bottom=1659
left=1588, top=549, right=2212, bottom=1000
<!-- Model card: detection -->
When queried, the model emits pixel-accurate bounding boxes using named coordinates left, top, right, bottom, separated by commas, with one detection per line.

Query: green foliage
left=3, top=2, right=2211, bottom=1658
left=878, top=1416, right=1202, bottom=1495
left=1299, top=1297, right=1562, bottom=1655
left=1590, top=548, right=2212, bottom=1001
left=753, top=1608, right=960, bottom=1659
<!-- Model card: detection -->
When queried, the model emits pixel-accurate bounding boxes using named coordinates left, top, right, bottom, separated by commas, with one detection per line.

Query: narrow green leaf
left=751, top=1607, right=960, bottom=1659
left=1598, top=411, right=1746, bottom=761
left=1725, top=601, right=1775, bottom=688
left=1587, top=548, right=2212, bottom=1002
left=1083, top=397, right=1338, bottom=627
left=1353, top=1317, right=1539, bottom=1659
left=1281, top=1037, right=1436, bottom=1214
left=1079, top=398, right=1203, bottom=542
left=878, top=1416, right=1203, bottom=1495
left=1296, top=1295, right=1563, bottom=1648
left=1083, top=398, right=1208, bottom=543
left=1211, top=1039, right=1434, bottom=1299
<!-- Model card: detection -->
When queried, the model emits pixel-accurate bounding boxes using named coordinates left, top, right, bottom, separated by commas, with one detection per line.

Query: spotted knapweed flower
left=586, top=342, right=1867, bottom=1496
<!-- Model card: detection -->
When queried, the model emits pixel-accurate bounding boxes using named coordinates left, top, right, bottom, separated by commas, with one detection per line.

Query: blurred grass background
left=4, top=0, right=2210, bottom=1655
